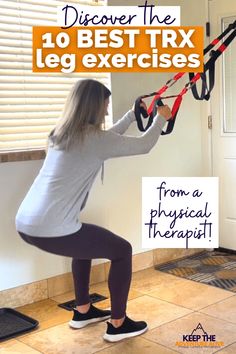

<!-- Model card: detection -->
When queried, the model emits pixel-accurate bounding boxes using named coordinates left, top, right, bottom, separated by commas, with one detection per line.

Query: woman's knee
left=121, top=239, right=132, bottom=258
left=18, top=232, right=34, bottom=245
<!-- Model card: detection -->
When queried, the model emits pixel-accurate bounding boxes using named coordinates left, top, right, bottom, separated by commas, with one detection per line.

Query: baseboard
left=0, top=248, right=202, bottom=308
left=153, top=248, right=205, bottom=266
left=216, top=247, right=236, bottom=255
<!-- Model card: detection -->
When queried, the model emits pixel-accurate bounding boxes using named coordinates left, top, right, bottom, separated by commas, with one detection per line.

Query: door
left=209, top=0, right=236, bottom=250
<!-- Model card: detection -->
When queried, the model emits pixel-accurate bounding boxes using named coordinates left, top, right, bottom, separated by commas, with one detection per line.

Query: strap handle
left=149, top=98, right=180, bottom=136
left=134, top=96, right=153, bottom=132
left=134, top=97, right=178, bottom=135
left=155, top=99, right=175, bottom=136
left=161, top=97, right=181, bottom=135
left=188, top=71, right=213, bottom=101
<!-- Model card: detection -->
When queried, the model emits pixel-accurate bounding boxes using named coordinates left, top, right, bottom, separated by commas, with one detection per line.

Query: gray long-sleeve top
left=15, top=110, right=166, bottom=237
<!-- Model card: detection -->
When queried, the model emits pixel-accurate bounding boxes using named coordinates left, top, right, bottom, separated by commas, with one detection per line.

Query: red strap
left=180, top=87, right=188, bottom=96
left=218, top=44, right=227, bottom=53
left=171, top=95, right=183, bottom=118
left=148, top=95, right=160, bottom=114
left=148, top=71, right=202, bottom=118
left=211, top=38, right=220, bottom=46
left=173, top=72, right=185, bottom=81
left=147, top=86, right=167, bottom=114
left=190, top=72, right=201, bottom=83
left=147, top=73, right=186, bottom=114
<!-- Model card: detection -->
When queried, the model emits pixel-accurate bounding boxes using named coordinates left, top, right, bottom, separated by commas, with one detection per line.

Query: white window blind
left=0, top=0, right=111, bottom=152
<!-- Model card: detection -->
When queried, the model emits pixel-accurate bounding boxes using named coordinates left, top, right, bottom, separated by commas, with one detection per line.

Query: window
left=0, top=0, right=111, bottom=162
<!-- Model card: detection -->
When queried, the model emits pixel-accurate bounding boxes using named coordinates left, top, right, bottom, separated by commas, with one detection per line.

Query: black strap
left=134, top=97, right=176, bottom=135
left=157, top=99, right=177, bottom=135
left=189, top=72, right=210, bottom=100
left=134, top=96, right=153, bottom=132
left=204, top=20, right=236, bottom=55
left=134, top=20, right=236, bottom=134
left=189, top=22, right=236, bottom=101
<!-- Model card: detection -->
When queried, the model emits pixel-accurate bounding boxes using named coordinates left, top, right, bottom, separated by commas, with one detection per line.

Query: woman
left=15, top=79, right=171, bottom=342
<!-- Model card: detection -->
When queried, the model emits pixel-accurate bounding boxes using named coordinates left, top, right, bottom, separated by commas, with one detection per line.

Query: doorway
left=209, top=0, right=236, bottom=250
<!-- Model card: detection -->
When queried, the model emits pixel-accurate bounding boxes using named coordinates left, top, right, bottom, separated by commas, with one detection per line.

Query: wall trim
left=0, top=150, right=46, bottom=163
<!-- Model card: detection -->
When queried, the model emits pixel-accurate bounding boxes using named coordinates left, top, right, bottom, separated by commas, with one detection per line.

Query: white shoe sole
left=103, top=326, right=148, bottom=342
left=69, top=315, right=111, bottom=329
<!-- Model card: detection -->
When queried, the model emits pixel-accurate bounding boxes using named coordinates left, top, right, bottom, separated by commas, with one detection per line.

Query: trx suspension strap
left=134, top=71, right=185, bottom=135
left=134, top=20, right=236, bottom=134
left=189, top=19, right=236, bottom=101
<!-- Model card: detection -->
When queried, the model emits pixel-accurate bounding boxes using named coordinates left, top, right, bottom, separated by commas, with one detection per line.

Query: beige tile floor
left=0, top=268, right=236, bottom=354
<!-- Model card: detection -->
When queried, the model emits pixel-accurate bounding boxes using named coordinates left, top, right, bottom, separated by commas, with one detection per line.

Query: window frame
left=0, top=0, right=111, bottom=163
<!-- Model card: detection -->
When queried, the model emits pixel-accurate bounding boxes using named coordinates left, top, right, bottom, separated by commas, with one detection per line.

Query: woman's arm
left=107, top=110, right=136, bottom=135
left=96, top=114, right=167, bottom=160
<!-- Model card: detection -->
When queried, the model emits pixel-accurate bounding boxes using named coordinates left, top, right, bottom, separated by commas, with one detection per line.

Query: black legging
left=18, top=223, right=132, bottom=319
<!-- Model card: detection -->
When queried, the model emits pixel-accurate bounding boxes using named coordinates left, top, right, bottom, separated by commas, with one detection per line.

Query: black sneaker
left=103, top=316, right=148, bottom=342
left=69, top=304, right=111, bottom=329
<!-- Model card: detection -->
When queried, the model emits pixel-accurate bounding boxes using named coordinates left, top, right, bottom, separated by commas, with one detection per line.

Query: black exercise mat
left=0, top=308, right=39, bottom=341
left=58, top=292, right=108, bottom=311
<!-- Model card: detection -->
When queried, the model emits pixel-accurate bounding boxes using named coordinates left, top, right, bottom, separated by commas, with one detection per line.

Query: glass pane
left=223, top=16, right=236, bottom=133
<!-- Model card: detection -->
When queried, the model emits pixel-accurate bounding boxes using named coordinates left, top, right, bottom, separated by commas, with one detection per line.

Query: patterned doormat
left=155, top=251, right=236, bottom=293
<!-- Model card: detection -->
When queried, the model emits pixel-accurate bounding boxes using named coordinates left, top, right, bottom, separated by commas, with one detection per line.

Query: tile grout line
left=148, top=310, right=236, bottom=334
left=197, top=293, right=236, bottom=311
left=141, top=309, right=236, bottom=354
left=136, top=287, right=235, bottom=312
left=92, top=336, right=182, bottom=354
left=148, top=291, right=234, bottom=311
left=196, top=310, right=236, bottom=326
left=140, top=336, right=182, bottom=354
left=144, top=293, right=196, bottom=312
left=15, top=338, right=44, bottom=354
left=155, top=271, right=236, bottom=295
left=126, top=285, right=235, bottom=315
left=213, top=340, right=236, bottom=353
left=143, top=311, right=195, bottom=332
left=143, top=308, right=236, bottom=337
left=92, top=342, right=119, bottom=354
left=191, top=309, right=236, bottom=326
left=148, top=300, right=234, bottom=329
left=17, top=314, right=72, bottom=340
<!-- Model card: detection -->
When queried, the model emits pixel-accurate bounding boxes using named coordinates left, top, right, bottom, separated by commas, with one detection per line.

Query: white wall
left=0, top=0, right=208, bottom=291
left=0, top=161, right=72, bottom=291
